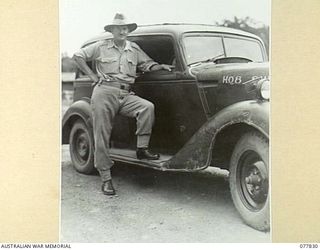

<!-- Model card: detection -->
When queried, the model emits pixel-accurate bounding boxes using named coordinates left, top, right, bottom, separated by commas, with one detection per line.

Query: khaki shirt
left=74, top=40, right=158, bottom=84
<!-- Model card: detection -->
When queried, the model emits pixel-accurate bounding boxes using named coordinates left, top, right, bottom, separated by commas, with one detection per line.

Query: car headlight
left=258, top=79, right=270, bottom=100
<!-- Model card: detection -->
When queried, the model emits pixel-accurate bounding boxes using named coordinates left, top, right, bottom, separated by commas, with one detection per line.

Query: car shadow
left=111, top=162, right=232, bottom=205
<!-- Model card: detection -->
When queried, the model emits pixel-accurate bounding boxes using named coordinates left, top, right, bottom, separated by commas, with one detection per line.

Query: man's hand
left=161, top=64, right=175, bottom=72
left=150, top=64, right=175, bottom=72
left=91, top=75, right=102, bottom=87
left=90, top=73, right=99, bottom=83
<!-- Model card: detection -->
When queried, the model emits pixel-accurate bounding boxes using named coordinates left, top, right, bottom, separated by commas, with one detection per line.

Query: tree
left=61, top=53, right=78, bottom=72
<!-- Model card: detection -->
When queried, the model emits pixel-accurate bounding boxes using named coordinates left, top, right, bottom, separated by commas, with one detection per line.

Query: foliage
left=61, top=54, right=78, bottom=72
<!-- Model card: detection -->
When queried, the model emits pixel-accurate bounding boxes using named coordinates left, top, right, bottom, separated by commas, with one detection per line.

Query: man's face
left=111, top=26, right=129, bottom=42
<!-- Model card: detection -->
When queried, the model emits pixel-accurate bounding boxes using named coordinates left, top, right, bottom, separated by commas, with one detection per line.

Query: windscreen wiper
left=188, top=53, right=225, bottom=66
left=213, top=56, right=253, bottom=64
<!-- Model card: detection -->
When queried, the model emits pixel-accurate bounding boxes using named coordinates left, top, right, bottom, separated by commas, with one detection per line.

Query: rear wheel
left=229, top=131, right=269, bottom=231
left=69, top=119, right=95, bottom=174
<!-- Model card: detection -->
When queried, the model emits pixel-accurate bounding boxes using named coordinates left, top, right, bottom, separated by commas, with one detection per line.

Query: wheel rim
left=237, top=150, right=268, bottom=211
left=72, top=128, right=90, bottom=165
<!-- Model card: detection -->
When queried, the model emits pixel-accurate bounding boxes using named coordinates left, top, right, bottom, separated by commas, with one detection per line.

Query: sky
left=60, top=0, right=270, bottom=56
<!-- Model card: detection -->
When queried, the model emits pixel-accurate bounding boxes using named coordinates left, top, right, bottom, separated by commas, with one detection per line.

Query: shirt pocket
left=122, top=54, right=137, bottom=77
left=96, top=57, right=119, bottom=74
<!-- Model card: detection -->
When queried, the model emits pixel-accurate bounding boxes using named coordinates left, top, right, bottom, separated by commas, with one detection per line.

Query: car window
left=128, top=35, right=176, bottom=67
left=183, top=36, right=224, bottom=65
left=223, top=37, right=264, bottom=62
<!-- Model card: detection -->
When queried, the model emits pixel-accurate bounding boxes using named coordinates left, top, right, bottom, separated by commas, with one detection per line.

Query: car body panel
left=193, top=62, right=269, bottom=117
left=161, top=100, right=269, bottom=171
left=62, top=98, right=92, bottom=144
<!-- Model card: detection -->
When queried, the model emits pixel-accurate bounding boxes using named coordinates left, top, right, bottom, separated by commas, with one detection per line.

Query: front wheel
left=69, top=119, right=95, bottom=174
left=229, top=131, right=269, bottom=231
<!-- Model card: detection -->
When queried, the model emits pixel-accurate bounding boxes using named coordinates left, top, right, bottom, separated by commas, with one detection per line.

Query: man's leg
left=91, top=86, right=120, bottom=193
left=119, top=93, right=159, bottom=160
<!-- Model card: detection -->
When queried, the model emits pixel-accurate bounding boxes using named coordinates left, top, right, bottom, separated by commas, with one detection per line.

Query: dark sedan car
left=62, top=23, right=270, bottom=231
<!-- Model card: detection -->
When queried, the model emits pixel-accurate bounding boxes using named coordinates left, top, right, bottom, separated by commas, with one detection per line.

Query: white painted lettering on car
left=222, top=75, right=242, bottom=85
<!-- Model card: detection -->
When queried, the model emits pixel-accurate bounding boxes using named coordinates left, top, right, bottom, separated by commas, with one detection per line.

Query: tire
left=69, top=119, right=95, bottom=174
left=229, top=131, right=269, bottom=231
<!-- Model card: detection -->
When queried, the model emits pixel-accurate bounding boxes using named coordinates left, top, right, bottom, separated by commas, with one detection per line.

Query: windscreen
left=183, top=34, right=265, bottom=65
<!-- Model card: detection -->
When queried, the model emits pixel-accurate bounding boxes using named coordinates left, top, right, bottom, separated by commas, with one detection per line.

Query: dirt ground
left=60, top=145, right=270, bottom=243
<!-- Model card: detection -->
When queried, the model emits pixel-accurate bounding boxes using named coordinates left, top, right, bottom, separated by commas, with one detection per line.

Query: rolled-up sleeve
left=74, top=42, right=99, bottom=61
left=135, top=45, right=159, bottom=72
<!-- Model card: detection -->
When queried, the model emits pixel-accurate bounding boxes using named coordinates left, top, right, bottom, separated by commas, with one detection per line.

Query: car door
left=111, top=34, right=207, bottom=155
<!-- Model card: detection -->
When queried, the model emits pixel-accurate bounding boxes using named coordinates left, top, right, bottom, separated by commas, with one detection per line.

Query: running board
left=109, top=148, right=173, bottom=171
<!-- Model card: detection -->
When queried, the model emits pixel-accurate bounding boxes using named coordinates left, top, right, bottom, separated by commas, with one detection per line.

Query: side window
left=128, top=35, right=177, bottom=70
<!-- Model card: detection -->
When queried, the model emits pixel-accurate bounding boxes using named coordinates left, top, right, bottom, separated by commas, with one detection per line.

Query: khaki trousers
left=91, top=84, right=155, bottom=182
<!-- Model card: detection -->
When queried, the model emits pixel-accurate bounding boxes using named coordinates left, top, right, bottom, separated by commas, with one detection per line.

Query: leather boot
left=101, top=180, right=116, bottom=195
left=136, top=148, right=160, bottom=160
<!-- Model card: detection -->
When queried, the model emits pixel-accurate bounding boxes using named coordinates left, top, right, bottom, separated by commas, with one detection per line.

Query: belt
left=99, top=80, right=131, bottom=91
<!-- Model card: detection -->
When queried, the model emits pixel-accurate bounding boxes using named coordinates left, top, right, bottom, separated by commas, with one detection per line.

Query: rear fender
left=163, top=100, right=269, bottom=170
left=62, top=98, right=93, bottom=144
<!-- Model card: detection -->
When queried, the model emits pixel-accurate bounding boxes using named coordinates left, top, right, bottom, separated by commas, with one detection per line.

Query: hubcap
left=237, top=151, right=268, bottom=211
left=73, top=129, right=90, bottom=164
left=77, top=134, right=88, bottom=157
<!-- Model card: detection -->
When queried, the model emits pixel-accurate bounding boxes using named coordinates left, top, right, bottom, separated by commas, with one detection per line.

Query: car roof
left=81, top=23, right=263, bottom=47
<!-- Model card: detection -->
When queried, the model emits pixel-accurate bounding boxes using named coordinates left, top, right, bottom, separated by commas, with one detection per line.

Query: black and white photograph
left=60, top=0, right=270, bottom=242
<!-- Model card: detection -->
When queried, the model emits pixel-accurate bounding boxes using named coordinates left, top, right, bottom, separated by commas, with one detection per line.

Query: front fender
left=163, top=100, right=269, bottom=170
left=62, top=98, right=93, bottom=144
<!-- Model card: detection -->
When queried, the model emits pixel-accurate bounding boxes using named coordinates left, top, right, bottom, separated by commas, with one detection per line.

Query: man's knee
left=134, top=99, right=155, bottom=120
left=145, top=101, right=154, bottom=113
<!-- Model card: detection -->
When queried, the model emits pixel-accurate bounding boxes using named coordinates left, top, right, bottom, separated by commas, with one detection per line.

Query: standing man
left=73, top=14, right=173, bottom=195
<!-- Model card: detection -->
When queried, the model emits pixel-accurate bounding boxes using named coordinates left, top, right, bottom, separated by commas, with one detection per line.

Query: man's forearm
left=149, top=64, right=163, bottom=71
left=73, top=55, right=98, bottom=82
